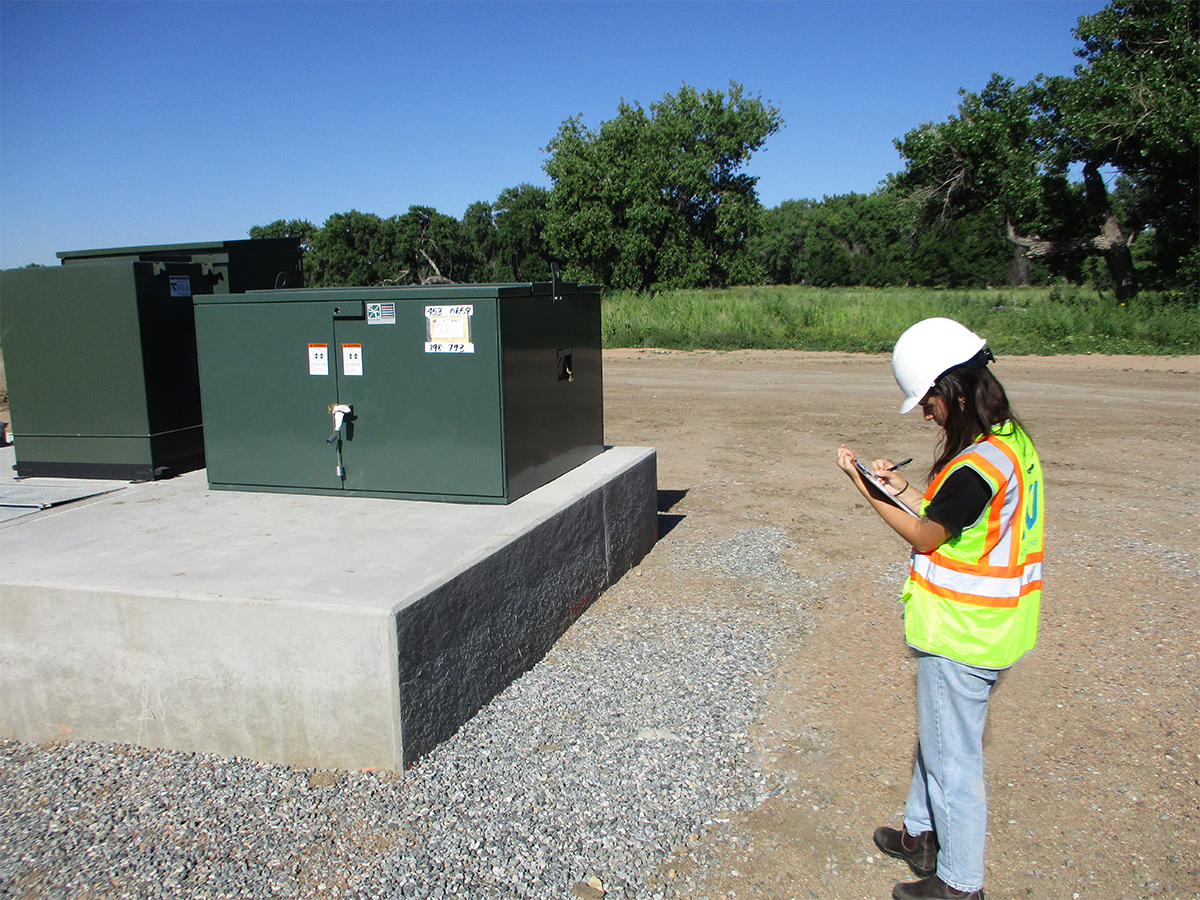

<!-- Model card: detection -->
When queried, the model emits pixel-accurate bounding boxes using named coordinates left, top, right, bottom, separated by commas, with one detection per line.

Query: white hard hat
left=892, top=318, right=989, bottom=413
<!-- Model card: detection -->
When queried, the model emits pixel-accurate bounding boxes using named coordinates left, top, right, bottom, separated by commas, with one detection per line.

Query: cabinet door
left=333, top=299, right=506, bottom=499
left=196, top=300, right=343, bottom=491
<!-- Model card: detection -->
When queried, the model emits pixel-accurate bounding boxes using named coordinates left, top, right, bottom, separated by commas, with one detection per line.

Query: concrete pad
left=0, top=445, right=657, bottom=770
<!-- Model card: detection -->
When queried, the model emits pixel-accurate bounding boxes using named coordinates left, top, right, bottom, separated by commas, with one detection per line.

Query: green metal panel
left=194, top=283, right=603, bottom=503
left=59, top=241, right=232, bottom=261
left=334, top=300, right=506, bottom=498
left=499, top=284, right=604, bottom=499
left=0, top=261, right=208, bottom=479
left=2, top=265, right=150, bottom=439
left=194, top=298, right=342, bottom=491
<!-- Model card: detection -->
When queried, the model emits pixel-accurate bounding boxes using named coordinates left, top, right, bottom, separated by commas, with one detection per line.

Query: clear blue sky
left=0, top=0, right=1106, bottom=269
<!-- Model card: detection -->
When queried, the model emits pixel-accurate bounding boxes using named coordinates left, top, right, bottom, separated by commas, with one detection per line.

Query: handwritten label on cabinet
left=425, top=305, right=474, bottom=353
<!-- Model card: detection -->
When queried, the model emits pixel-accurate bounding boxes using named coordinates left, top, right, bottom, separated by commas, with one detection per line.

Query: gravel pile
left=0, top=527, right=812, bottom=899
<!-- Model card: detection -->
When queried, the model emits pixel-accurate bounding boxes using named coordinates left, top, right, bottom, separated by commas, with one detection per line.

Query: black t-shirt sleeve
left=924, top=467, right=994, bottom=539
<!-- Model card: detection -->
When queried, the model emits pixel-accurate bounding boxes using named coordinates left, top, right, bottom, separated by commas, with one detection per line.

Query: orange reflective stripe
left=970, top=453, right=1007, bottom=551
left=925, top=465, right=950, bottom=500
left=927, top=551, right=1038, bottom=579
left=986, top=435, right=1026, bottom=568
left=909, top=569, right=1040, bottom=609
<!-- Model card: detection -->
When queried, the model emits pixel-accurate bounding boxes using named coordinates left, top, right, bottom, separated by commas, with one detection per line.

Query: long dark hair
left=927, top=364, right=1025, bottom=479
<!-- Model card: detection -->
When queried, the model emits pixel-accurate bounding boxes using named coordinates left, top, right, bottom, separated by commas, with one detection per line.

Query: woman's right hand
left=869, top=459, right=909, bottom=495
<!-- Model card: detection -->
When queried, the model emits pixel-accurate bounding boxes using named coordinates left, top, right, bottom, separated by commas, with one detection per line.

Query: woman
left=836, top=317, right=1044, bottom=900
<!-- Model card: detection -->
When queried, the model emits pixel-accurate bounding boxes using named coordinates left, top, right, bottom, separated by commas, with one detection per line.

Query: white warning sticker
left=169, top=276, right=192, bottom=298
left=308, top=344, right=329, bottom=376
left=425, top=305, right=474, bottom=353
left=342, top=343, right=363, bottom=376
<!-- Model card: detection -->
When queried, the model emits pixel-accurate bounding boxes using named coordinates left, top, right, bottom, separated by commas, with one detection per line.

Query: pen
left=887, top=458, right=913, bottom=471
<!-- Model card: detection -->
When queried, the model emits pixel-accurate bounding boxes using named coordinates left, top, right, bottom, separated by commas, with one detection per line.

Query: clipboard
left=855, top=459, right=920, bottom=518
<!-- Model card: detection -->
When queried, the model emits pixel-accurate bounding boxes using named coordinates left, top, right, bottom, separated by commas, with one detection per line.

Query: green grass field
left=601, top=284, right=1200, bottom=355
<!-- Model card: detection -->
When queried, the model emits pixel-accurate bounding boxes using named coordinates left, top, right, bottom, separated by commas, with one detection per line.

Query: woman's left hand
left=836, top=444, right=861, bottom=478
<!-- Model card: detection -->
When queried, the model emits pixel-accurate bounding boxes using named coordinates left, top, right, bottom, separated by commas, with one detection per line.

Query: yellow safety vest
left=901, top=423, right=1044, bottom=668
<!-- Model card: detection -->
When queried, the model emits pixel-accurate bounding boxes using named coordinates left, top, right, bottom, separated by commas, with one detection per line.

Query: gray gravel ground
left=0, top=526, right=809, bottom=900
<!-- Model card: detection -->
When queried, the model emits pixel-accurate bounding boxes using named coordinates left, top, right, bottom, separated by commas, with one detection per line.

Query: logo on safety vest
left=1025, top=481, right=1040, bottom=531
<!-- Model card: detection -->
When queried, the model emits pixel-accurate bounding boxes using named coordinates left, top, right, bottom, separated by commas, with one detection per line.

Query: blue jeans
left=903, top=652, right=999, bottom=893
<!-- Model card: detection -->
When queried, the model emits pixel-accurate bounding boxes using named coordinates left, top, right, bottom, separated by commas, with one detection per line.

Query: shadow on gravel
left=657, top=488, right=688, bottom=539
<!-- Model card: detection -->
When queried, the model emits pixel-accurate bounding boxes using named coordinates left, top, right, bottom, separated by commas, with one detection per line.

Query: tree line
left=252, top=1, right=1197, bottom=299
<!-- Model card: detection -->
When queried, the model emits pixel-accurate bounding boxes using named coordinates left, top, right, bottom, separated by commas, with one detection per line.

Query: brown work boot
left=892, top=874, right=983, bottom=899
left=873, top=825, right=938, bottom=877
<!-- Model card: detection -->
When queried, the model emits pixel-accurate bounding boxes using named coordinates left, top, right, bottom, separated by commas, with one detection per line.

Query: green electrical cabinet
left=193, top=282, right=604, bottom=503
left=0, top=239, right=302, bottom=480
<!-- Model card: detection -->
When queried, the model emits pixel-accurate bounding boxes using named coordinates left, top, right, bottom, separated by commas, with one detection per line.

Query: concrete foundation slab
left=0, top=445, right=657, bottom=770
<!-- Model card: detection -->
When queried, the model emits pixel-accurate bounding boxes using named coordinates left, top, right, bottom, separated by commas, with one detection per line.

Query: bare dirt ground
left=598, top=349, right=1198, bottom=900
left=0, top=350, right=1195, bottom=899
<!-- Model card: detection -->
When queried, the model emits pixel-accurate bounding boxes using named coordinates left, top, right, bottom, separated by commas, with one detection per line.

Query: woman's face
left=920, top=393, right=950, bottom=428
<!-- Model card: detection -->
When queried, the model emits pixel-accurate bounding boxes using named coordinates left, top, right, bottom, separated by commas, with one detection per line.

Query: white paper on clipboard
left=856, top=459, right=920, bottom=518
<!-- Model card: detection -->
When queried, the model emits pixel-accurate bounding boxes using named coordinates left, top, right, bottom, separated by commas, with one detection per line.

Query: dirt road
left=0, top=348, right=1194, bottom=899
left=598, top=349, right=1198, bottom=900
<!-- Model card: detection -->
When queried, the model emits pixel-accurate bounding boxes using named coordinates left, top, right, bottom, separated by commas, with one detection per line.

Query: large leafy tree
left=907, top=208, right=1027, bottom=288
left=280, top=207, right=473, bottom=287
left=248, top=218, right=318, bottom=250
left=386, top=205, right=470, bottom=284
left=756, top=192, right=911, bottom=287
left=1047, top=0, right=1199, bottom=288
left=893, top=0, right=1198, bottom=299
left=543, top=82, right=783, bottom=291
left=492, top=185, right=552, bottom=282
left=755, top=191, right=1026, bottom=289
left=465, top=185, right=553, bottom=283
left=462, top=200, right=501, bottom=282
left=304, top=210, right=394, bottom=287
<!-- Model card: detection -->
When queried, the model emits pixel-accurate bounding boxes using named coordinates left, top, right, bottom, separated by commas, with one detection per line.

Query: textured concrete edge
left=380, top=446, right=658, bottom=618
left=395, top=448, right=658, bottom=765
left=0, top=448, right=657, bottom=772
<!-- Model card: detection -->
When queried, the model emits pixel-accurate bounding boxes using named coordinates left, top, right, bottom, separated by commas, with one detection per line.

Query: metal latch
left=327, top=404, right=352, bottom=444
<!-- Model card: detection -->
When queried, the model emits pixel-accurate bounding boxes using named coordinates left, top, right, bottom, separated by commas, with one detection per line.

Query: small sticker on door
left=308, top=344, right=329, bottom=376
left=425, top=305, right=474, bottom=353
left=169, top=276, right=192, bottom=298
left=342, top=343, right=363, bottom=376
left=367, top=302, right=396, bottom=325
